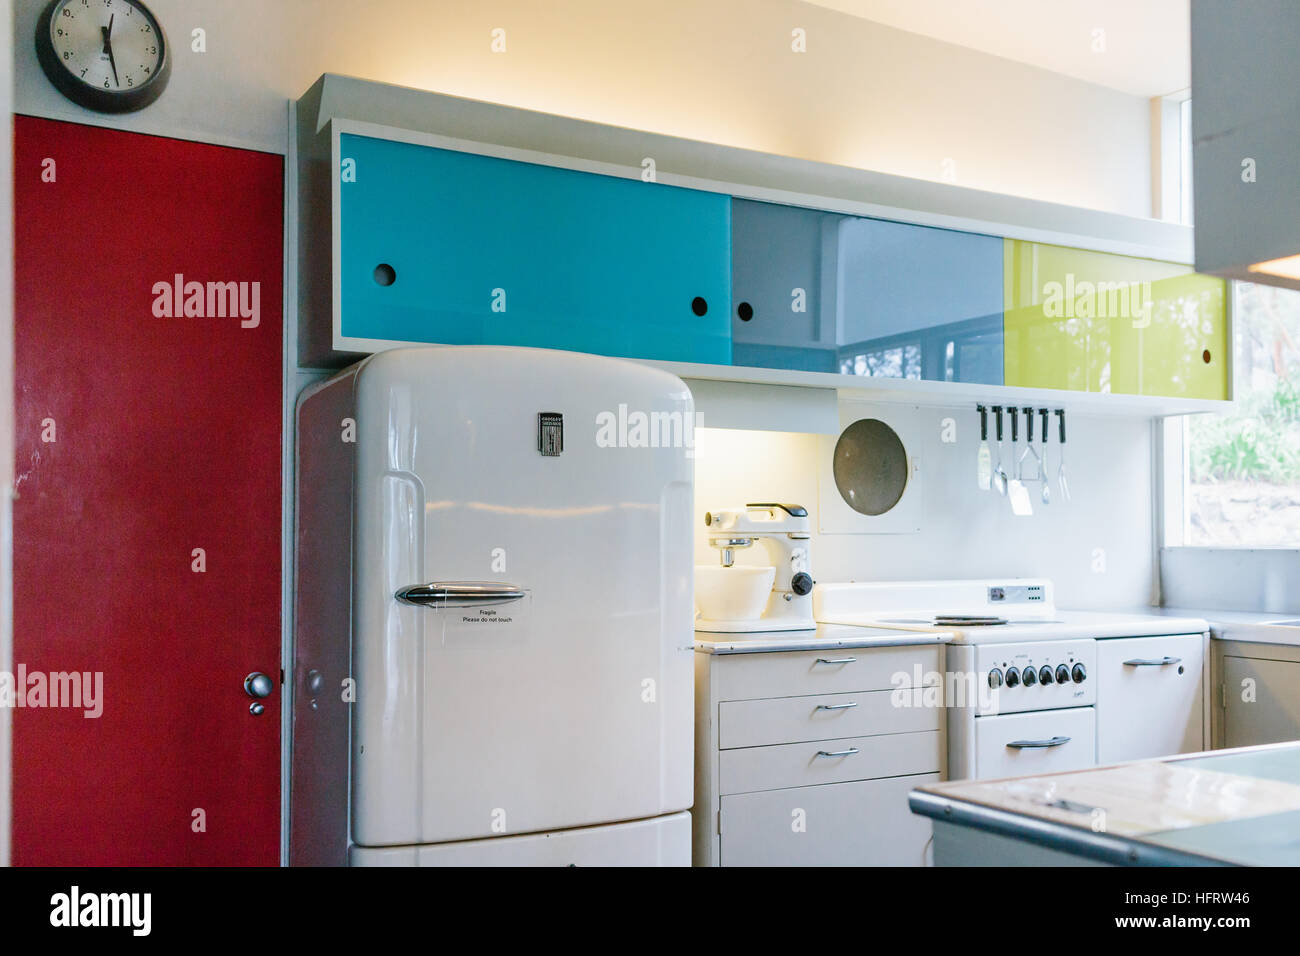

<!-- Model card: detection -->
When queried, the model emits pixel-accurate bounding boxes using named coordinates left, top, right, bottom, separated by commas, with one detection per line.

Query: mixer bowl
left=695, top=565, right=776, bottom=622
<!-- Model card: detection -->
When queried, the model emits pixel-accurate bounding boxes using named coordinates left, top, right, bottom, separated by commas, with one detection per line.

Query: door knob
left=244, top=672, right=274, bottom=699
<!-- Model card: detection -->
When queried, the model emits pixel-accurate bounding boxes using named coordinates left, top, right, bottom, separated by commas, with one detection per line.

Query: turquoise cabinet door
left=339, top=133, right=732, bottom=364
left=731, top=199, right=1004, bottom=383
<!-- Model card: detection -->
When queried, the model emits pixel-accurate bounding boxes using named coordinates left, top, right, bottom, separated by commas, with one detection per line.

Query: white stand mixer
left=696, top=503, right=817, bottom=633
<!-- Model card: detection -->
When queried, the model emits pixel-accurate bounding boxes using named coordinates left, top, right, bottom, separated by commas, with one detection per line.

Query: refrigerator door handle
left=395, top=582, right=527, bottom=607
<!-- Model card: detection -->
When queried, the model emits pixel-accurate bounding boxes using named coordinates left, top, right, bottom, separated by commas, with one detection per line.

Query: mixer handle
left=745, top=502, right=808, bottom=517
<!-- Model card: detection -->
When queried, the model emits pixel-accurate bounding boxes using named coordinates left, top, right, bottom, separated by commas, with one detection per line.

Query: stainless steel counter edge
left=1115, top=606, right=1300, bottom=647
left=694, top=624, right=953, bottom=655
left=907, top=790, right=1234, bottom=867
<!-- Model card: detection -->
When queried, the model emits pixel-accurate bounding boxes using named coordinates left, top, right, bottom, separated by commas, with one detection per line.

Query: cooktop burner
left=880, top=616, right=1009, bottom=627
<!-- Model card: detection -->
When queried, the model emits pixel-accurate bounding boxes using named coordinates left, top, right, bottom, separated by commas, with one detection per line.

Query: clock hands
left=101, top=15, right=119, bottom=88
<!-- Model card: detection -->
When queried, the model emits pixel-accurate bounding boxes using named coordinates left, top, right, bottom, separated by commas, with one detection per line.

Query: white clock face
left=49, top=0, right=164, bottom=94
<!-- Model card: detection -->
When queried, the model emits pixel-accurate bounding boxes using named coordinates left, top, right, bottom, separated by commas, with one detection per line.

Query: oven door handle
left=1006, top=736, right=1071, bottom=749
left=1122, top=656, right=1181, bottom=667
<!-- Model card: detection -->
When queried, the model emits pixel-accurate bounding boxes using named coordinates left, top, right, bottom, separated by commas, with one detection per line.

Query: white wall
left=14, top=0, right=1152, bottom=216
left=694, top=404, right=1156, bottom=609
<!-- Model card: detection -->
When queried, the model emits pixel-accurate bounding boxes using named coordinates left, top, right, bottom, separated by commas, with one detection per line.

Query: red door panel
left=12, top=116, right=283, bottom=865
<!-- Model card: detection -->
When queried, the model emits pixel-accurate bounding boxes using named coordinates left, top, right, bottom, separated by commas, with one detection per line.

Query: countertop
left=910, top=741, right=1300, bottom=866
left=693, top=622, right=953, bottom=655
left=694, top=606, right=1300, bottom=654
left=1122, top=605, right=1300, bottom=647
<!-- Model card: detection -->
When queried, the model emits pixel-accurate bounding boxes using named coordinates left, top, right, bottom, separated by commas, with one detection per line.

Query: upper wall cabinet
left=731, top=199, right=1004, bottom=384
left=1003, top=240, right=1228, bottom=400
left=326, top=130, right=732, bottom=364
left=296, top=79, right=1223, bottom=410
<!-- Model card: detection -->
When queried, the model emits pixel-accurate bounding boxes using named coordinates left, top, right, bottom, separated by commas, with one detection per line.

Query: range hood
left=1191, top=0, right=1300, bottom=290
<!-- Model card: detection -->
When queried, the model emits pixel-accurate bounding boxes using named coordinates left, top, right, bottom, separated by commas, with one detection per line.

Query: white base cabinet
left=1216, top=641, right=1300, bottom=749
left=721, top=774, right=939, bottom=867
left=1095, top=634, right=1206, bottom=764
left=694, top=643, right=944, bottom=867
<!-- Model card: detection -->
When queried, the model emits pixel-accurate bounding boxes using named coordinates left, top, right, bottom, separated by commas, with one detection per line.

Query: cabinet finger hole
left=691, top=296, right=708, bottom=316
left=737, top=301, right=754, bottom=321
left=374, top=263, right=397, bottom=287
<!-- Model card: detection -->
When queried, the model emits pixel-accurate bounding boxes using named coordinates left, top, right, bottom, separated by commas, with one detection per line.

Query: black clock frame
left=35, top=0, right=171, bottom=114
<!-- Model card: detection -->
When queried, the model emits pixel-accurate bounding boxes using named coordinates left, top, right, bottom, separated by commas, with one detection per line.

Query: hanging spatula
left=1056, top=409, right=1071, bottom=503
left=1007, top=407, right=1034, bottom=516
left=1040, top=408, right=1051, bottom=506
left=992, top=406, right=1008, bottom=496
left=977, top=404, right=991, bottom=491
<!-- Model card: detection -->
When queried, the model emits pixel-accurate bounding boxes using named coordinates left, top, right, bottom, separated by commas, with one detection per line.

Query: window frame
left=1155, top=282, right=1300, bottom=552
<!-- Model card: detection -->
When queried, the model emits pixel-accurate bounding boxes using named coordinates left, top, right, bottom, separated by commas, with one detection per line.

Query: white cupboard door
left=720, top=773, right=939, bottom=866
left=1096, top=634, right=1204, bottom=764
left=974, top=707, right=1096, bottom=779
left=1224, top=657, right=1300, bottom=749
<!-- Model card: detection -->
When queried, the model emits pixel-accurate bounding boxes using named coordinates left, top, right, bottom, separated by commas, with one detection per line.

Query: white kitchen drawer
left=1096, top=634, right=1204, bottom=764
left=720, top=773, right=939, bottom=866
left=719, top=729, right=941, bottom=795
left=719, top=688, right=941, bottom=749
left=974, top=707, right=1095, bottom=780
left=713, top=645, right=940, bottom=701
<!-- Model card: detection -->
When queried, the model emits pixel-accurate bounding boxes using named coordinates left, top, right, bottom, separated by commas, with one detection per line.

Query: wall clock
left=36, top=0, right=171, bottom=114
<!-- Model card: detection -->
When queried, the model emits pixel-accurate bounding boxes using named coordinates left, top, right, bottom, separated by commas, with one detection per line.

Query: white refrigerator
left=290, top=346, right=695, bottom=865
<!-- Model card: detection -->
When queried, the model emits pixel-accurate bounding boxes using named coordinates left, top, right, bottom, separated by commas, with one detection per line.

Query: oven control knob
left=1022, top=666, right=1038, bottom=686
left=1056, top=664, right=1071, bottom=685
left=1004, top=667, right=1020, bottom=688
left=1039, top=666, right=1054, bottom=685
left=988, top=668, right=1003, bottom=689
left=1072, top=663, right=1087, bottom=683
left=791, top=572, right=814, bottom=596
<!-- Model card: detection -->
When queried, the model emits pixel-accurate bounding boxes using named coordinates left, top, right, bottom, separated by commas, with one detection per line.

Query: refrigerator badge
left=538, top=412, right=563, bottom=456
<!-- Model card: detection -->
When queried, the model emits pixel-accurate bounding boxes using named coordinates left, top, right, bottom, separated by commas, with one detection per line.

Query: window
left=1153, top=90, right=1192, bottom=225
left=1179, top=96, right=1193, bottom=226
left=1172, top=281, right=1300, bottom=546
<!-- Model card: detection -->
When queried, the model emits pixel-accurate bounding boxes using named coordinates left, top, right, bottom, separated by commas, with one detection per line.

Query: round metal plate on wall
left=832, top=418, right=909, bottom=516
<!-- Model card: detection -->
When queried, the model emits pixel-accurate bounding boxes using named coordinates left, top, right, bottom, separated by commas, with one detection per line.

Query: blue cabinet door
left=339, top=133, right=732, bottom=364
left=835, top=217, right=1004, bottom=385
left=730, top=199, right=1004, bottom=384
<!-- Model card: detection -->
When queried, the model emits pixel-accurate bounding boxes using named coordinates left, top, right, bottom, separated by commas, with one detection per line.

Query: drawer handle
left=1122, top=656, right=1181, bottom=666
left=815, top=747, right=860, bottom=758
left=815, top=702, right=858, bottom=711
left=814, top=657, right=857, bottom=665
left=1007, top=736, right=1071, bottom=749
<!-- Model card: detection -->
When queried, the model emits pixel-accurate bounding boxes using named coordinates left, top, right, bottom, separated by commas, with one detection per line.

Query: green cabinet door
left=1004, top=239, right=1228, bottom=399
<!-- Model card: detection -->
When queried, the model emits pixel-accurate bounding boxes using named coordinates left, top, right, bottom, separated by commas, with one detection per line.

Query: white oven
left=947, top=639, right=1098, bottom=780
left=814, top=579, right=1210, bottom=782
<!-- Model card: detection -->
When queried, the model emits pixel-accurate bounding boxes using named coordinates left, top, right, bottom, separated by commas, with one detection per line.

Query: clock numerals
left=37, top=0, right=170, bottom=113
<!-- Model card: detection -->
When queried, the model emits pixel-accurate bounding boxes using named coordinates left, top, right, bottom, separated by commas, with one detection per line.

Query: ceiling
left=804, top=0, right=1190, bottom=98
